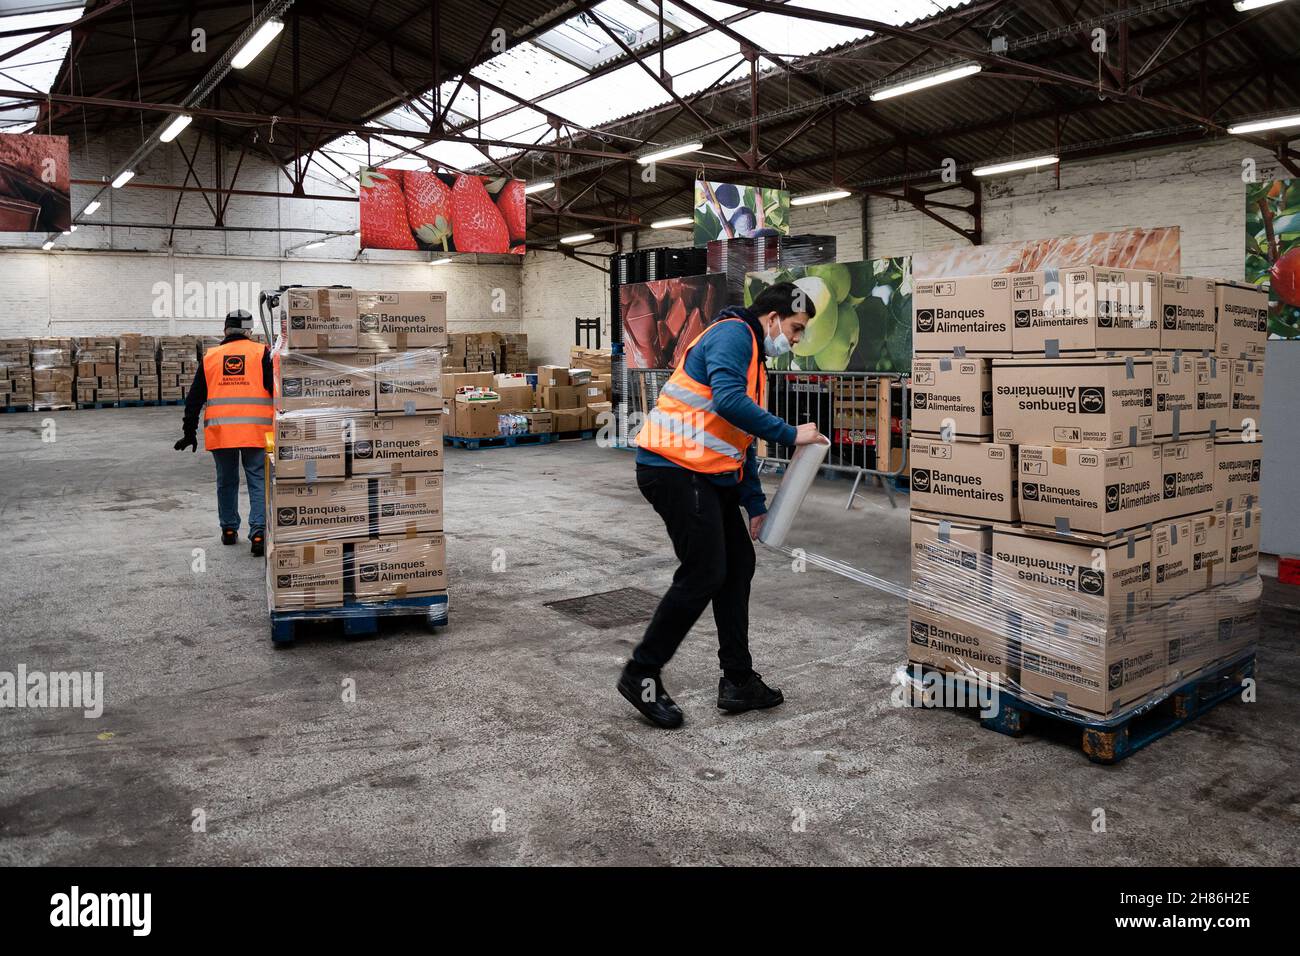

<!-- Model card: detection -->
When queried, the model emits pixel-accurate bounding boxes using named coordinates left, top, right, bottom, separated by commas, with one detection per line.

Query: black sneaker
left=617, top=667, right=684, bottom=729
left=221, top=528, right=238, bottom=546
left=250, top=529, right=265, bottom=557
left=718, top=672, right=784, bottom=712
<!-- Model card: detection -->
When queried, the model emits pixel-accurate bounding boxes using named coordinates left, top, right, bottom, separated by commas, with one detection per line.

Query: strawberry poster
left=359, top=167, right=526, bottom=255
left=1246, top=178, right=1300, bottom=338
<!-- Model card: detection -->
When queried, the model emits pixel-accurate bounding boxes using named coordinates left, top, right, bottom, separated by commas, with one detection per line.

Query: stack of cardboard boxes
left=266, top=287, right=447, bottom=616
left=500, top=332, right=529, bottom=373
left=114, top=334, right=158, bottom=403
left=158, top=335, right=196, bottom=402
left=907, top=267, right=1265, bottom=719
left=73, top=337, right=119, bottom=406
left=569, top=346, right=614, bottom=424
left=0, top=339, right=33, bottom=409
left=30, top=337, right=75, bottom=409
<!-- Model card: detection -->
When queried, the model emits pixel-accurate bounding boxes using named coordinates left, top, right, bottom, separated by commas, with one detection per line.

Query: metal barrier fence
left=620, top=368, right=910, bottom=509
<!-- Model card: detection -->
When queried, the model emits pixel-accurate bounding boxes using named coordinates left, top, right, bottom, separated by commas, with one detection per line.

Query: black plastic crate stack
left=707, top=237, right=779, bottom=301
left=610, top=246, right=707, bottom=446
left=778, top=234, right=836, bottom=269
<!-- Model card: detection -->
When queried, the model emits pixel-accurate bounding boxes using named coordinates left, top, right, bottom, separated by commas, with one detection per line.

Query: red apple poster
left=1246, top=178, right=1298, bottom=338
left=359, top=168, right=526, bottom=255
left=0, top=132, right=70, bottom=233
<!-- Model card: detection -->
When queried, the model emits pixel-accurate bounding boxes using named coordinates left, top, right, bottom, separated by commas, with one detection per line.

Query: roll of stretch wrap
left=757, top=435, right=831, bottom=549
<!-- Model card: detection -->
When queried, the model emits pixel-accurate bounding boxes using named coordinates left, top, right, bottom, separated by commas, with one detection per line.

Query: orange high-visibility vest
left=637, top=316, right=765, bottom=477
left=202, top=338, right=273, bottom=450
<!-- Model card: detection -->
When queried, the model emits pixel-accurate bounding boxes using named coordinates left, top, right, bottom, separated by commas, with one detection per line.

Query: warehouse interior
left=2, top=0, right=1299, bottom=871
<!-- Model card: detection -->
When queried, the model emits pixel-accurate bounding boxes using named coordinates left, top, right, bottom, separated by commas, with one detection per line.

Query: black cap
left=224, top=309, right=253, bottom=330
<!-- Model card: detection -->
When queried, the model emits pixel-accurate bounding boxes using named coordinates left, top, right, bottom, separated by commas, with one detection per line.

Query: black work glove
left=174, top=433, right=197, bottom=453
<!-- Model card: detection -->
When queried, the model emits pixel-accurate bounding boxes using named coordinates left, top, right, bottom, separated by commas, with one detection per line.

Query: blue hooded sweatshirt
left=636, top=306, right=797, bottom=517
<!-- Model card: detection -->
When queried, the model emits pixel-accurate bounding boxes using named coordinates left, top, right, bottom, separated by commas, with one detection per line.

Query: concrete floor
left=1, top=406, right=1297, bottom=866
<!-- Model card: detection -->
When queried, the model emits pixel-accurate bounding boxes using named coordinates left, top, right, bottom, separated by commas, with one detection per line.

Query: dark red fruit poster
left=620, top=274, right=727, bottom=370
left=1246, top=178, right=1299, bottom=338
left=359, top=167, right=526, bottom=255
left=0, top=133, right=70, bottom=233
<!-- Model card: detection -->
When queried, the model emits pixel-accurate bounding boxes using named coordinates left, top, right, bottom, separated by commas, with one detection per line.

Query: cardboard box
left=276, top=352, right=374, bottom=412
left=587, top=401, right=614, bottom=429
left=269, top=479, right=369, bottom=543
left=1215, top=280, right=1268, bottom=361
left=1213, top=439, right=1262, bottom=513
left=268, top=541, right=345, bottom=611
left=536, top=365, right=571, bottom=388
left=283, top=287, right=359, bottom=351
left=541, top=385, right=583, bottom=410
left=374, top=350, right=442, bottom=415
left=1152, top=353, right=1198, bottom=442
left=1214, top=578, right=1261, bottom=661
left=910, top=512, right=992, bottom=603
left=523, top=410, right=553, bottom=434
left=1018, top=444, right=1163, bottom=536
left=911, top=356, right=992, bottom=441
left=908, top=438, right=1017, bottom=523
left=494, top=373, right=530, bottom=389
left=352, top=533, right=446, bottom=600
left=352, top=415, right=444, bottom=475
left=1159, top=274, right=1217, bottom=352
left=1159, top=439, right=1216, bottom=521
left=1017, top=612, right=1165, bottom=717
left=274, top=413, right=348, bottom=482
left=993, top=524, right=1152, bottom=624
left=569, top=367, right=592, bottom=387
left=1189, top=510, right=1227, bottom=592
left=907, top=603, right=1012, bottom=681
left=1151, top=516, right=1195, bottom=607
left=551, top=407, right=587, bottom=433
left=444, top=371, right=494, bottom=396
left=495, top=384, right=534, bottom=412
left=1195, top=356, right=1230, bottom=437
left=374, top=474, right=444, bottom=536
left=1225, top=359, right=1263, bottom=440
left=581, top=382, right=608, bottom=403
left=1163, top=589, right=1217, bottom=685
left=913, top=274, right=1013, bottom=356
left=1224, top=506, right=1261, bottom=582
left=992, top=357, right=1154, bottom=448
left=357, top=291, right=448, bottom=350
left=1010, top=266, right=1159, bottom=357
left=449, top=394, right=502, bottom=438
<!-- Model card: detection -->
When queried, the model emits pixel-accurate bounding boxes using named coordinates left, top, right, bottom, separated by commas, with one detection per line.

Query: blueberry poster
left=693, top=180, right=789, bottom=246
left=1246, top=178, right=1300, bottom=338
left=744, top=259, right=912, bottom=373
left=359, top=167, right=526, bottom=255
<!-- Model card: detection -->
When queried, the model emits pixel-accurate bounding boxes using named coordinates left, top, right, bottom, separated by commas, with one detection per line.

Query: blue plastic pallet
left=900, top=653, right=1255, bottom=764
left=76, top=401, right=118, bottom=410
left=444, top=432, right=555, bottom=450
left=554, top=429, right=595, bottom=441
left=270, top=593, right=449, bottom=645
left=1, top=405, right=32, bottom=413
left=158, top=399, right=184, bottom=406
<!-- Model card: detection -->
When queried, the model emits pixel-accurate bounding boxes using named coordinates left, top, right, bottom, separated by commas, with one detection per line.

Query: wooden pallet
left=33, top=403, right=74, bottom=412
left=444, top=431, right=554, bottom=450
left=269, top=593, right=448, bottom=645
left=898, top=653, right=1255, bottom=764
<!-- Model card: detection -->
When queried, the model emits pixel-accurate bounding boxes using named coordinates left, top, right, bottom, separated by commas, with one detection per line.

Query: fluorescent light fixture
left=159, top=114, right=193, bottom=143
left=1227, top=113, right=1300, bottom=135
left=791, top=189, right=852, bottom=206
left=651, top=216, right=693, bottom=229
left=972, top=155, right=1059, bottom=177
left=870, top=62, right=981, bottom=102
left=1233, top=0, right=1284, bottom=11
left=67, top=225, right=76, bottom=233
left=524, top=180, right=554, bottom=195
left=561, top=232, right=595, bottom=244
left=111, top=169, right=135, bottom=188
left=430, top=257, right=452, bottom=265
left=42, top=239, right=54, bottom=250
left=231, top=18, right=285, bottom=70
left=303, top=240, right=325, bottom=250
left=637, top=141, right=702, bottom=165
left=84, top=200, right=101, bottom=216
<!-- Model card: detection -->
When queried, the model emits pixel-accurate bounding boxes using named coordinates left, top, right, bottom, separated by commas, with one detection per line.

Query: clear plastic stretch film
left=758, top=435, right=831, bottom=548
left=266, top=337, right=448, bottom=616
left=765, top=529, right=1261, bottom=724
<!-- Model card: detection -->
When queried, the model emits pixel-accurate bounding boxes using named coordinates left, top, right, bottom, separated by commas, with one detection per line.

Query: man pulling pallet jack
left=172, top=309, right=274, bottom=556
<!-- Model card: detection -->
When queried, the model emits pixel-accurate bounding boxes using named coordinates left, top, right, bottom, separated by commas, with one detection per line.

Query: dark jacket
left=182, top=333, right=273, bottom=438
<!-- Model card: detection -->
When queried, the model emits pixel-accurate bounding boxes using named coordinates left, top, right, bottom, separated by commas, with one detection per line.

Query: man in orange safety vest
left=174, top=309, right=274, bottom=556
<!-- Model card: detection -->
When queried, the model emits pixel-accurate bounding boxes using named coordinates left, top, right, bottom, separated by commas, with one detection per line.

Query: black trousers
left=630, top=464, right=756, bottom=681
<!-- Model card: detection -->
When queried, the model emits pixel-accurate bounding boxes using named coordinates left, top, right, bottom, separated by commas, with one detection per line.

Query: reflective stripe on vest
left=636, top=317, right=764, bottom=476
left=202, top=338, right=272, bottom=450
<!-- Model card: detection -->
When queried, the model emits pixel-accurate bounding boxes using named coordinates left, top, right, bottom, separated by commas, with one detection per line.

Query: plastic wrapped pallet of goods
left=356, top=291, right=447, bottom=351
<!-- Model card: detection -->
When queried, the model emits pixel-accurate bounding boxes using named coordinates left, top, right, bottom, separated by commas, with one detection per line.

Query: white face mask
left=763, top=317, right=791, bottom=357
